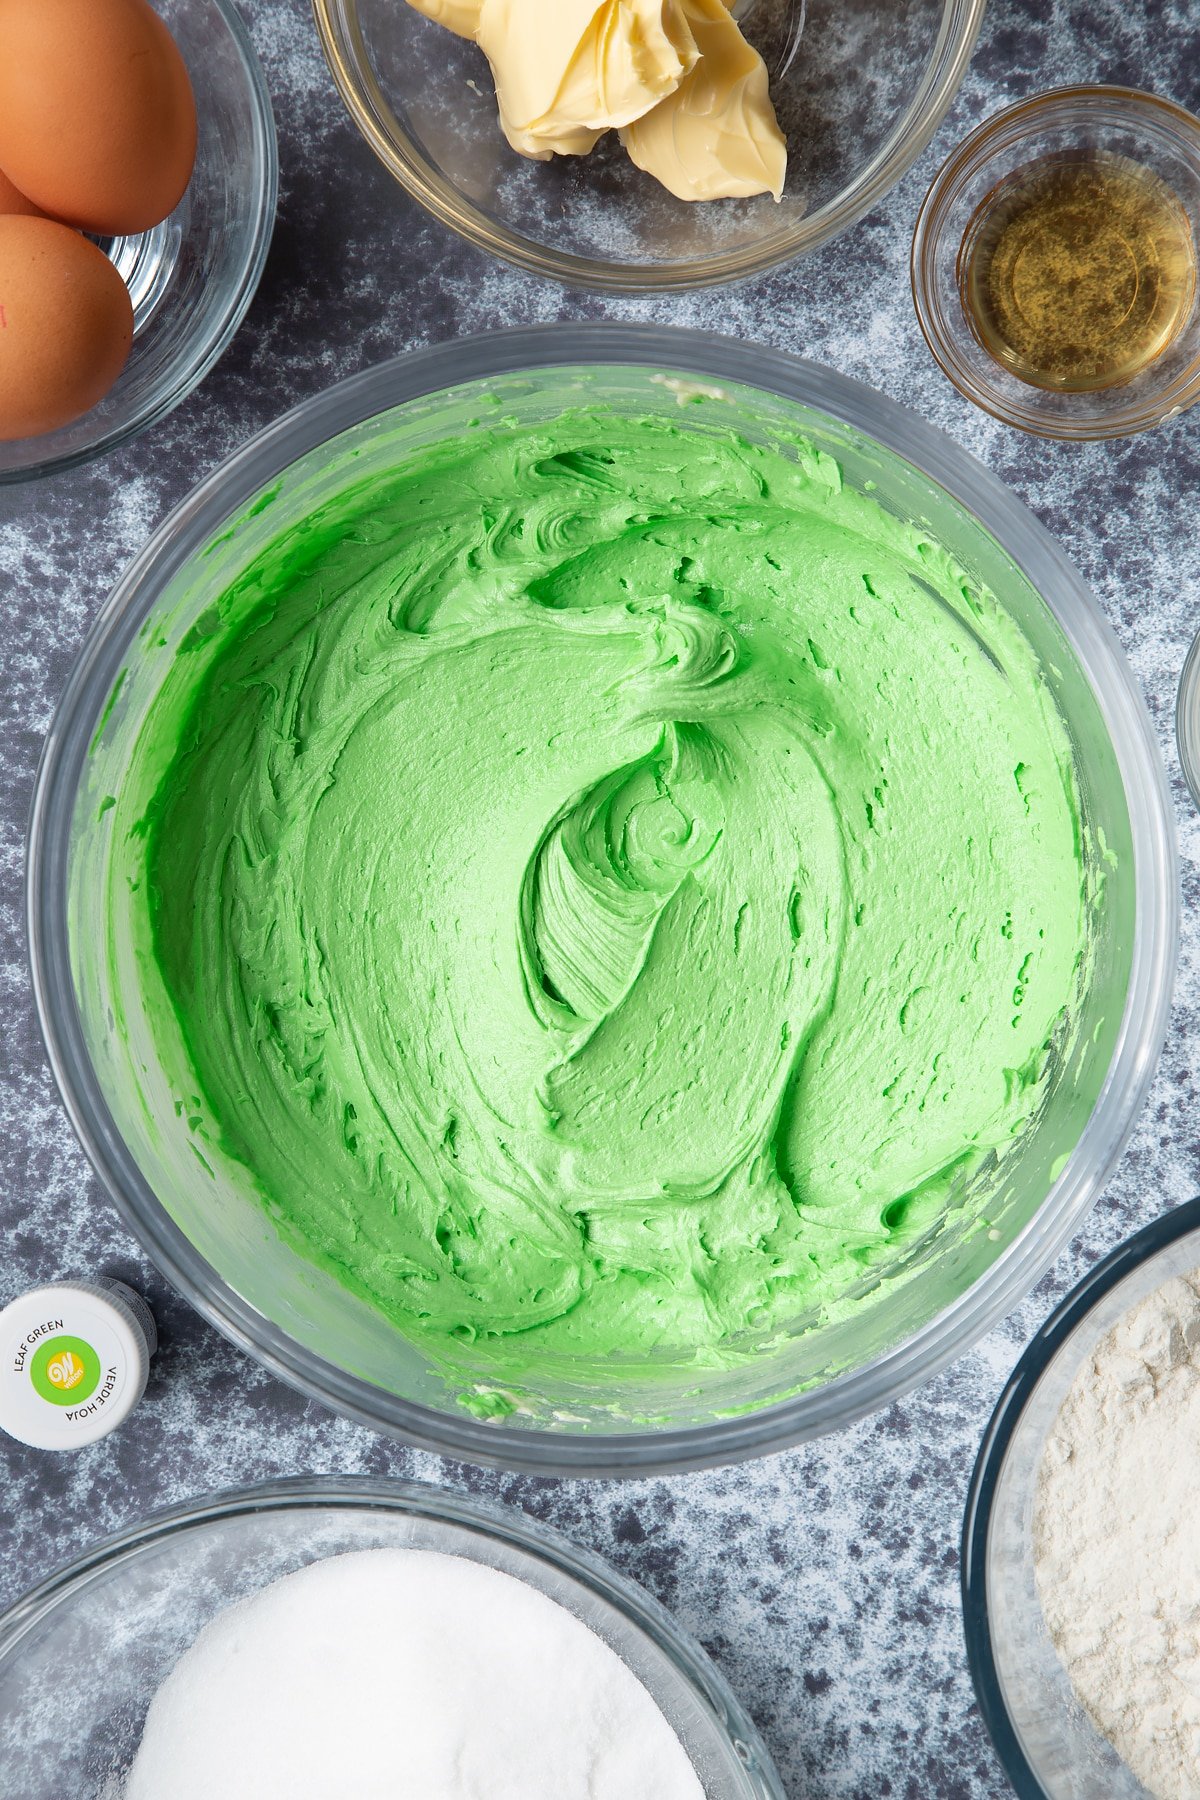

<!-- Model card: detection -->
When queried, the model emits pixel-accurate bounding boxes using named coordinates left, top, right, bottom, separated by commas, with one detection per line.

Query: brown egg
left=0, top=216, right=134, bottom=439
left=0, top=0, right=197, bottom=237
left=0, top=166, right=48, bottom=218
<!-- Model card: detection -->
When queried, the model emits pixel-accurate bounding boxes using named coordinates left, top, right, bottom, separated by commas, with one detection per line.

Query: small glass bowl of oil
left=912, top=88, right=1200, bottom=439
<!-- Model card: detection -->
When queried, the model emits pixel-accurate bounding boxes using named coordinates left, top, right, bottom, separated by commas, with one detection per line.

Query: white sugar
left=123, top=1546, right=705, bottom=1798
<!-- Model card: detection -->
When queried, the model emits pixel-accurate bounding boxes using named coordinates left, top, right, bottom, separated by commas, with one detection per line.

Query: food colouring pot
left=27, top=324, right=1177, bottom=1475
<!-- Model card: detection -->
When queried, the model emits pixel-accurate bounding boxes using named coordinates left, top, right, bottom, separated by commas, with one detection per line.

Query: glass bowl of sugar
left=0, top=1475, right=783, bottom=1798
left=963, top=1195, right=1200, bottom=1799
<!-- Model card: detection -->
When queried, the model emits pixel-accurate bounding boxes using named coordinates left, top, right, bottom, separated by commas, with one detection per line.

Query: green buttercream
left=139, top=408, right=1089, bottom=1377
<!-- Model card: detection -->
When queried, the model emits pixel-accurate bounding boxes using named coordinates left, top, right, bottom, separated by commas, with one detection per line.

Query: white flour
left=1033, top=1268, right=1200, bottom=1799
left=123, top=1547, right=704, bottom=1799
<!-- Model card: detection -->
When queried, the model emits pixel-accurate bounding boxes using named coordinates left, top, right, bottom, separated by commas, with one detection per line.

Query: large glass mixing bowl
left=312, top=0, right=987, bottom=290
left=27, top=324, right=1176, bottom=1475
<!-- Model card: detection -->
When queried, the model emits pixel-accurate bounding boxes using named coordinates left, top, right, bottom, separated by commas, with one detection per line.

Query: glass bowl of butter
left=311, top=0, right=987, bottom=290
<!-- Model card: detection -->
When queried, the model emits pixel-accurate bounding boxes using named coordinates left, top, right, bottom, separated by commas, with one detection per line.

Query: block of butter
left=480, top=0, right=701, bottom=158
left=621, top=0, right=786, bottom=200
left=406, top=0, right=787, bottom=201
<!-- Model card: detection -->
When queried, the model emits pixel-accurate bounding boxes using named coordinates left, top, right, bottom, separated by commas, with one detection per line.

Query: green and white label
left=30, top=1334, right=103, bottom=1406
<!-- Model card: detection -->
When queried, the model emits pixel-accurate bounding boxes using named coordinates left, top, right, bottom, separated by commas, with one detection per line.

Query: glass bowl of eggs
left=0, top=0, right=277, bottom=483
left=312, top=0, right=987, bottom=291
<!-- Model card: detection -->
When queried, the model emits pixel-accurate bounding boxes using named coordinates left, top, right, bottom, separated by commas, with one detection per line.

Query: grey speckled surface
left=2, top=3, right=1200, bottom=1795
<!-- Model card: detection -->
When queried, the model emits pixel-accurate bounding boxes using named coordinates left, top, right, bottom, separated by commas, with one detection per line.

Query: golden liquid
left=962, top=152, right=1197, bottom=392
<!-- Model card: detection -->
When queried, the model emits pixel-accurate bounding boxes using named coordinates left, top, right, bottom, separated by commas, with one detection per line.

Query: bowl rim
left=0, top=1472, right=785, bottom=1799
left=311, top=0, right=987, bottom=293
left=25, top=321, right=1179, bottom=1478
left=960, top=1194, right=1200, bottom=1798
left=911, top=84, right=1200, bottom=442
left=0, top=0, right=279, bottom=486
left=1175, top=624, right=1200, bottom=812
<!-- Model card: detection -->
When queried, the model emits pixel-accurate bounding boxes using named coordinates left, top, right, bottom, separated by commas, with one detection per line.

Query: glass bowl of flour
left=0, top=1475, right=783, bottom=1798
left=963, top=1196, right=1200, bottom=1799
